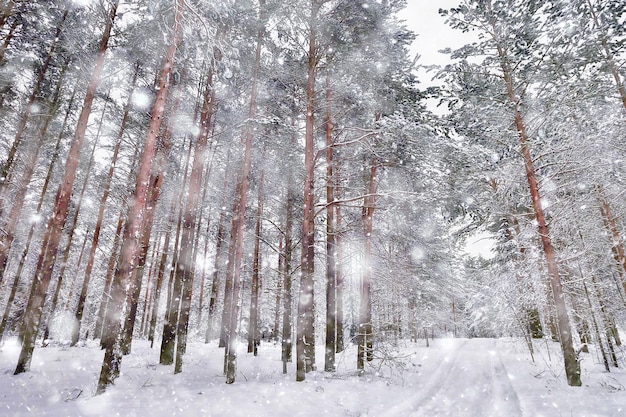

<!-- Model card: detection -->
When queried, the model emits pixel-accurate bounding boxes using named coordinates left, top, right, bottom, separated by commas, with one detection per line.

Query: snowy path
left=408, top=338, right=523, bottom=417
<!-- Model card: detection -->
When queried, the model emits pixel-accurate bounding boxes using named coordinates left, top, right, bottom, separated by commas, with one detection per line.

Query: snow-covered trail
left=409, top=338, right=522, bottom=416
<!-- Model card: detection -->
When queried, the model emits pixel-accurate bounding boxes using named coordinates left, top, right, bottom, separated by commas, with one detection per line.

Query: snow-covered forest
left=1, top=0, right=626, bottom=415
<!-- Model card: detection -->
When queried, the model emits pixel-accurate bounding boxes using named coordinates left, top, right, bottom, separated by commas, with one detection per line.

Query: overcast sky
left=399, top=0, right=465, bottom=86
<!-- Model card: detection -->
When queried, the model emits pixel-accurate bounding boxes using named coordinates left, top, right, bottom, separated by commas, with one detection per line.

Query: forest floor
left=0, top=336, right=625, bottom=416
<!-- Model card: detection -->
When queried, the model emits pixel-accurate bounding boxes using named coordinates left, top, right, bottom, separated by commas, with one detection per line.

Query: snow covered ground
left=1, top=337, right=625, bottom=416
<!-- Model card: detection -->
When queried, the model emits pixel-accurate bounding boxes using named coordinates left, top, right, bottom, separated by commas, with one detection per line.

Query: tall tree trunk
left=71, top=64, right=139, bottom=346
left=495, top=33, right=581, bottom=386
left=44, top=97, right=108, bottom=344
left=335, top=168, right=344, bottom=353
left=0, top=57, right=68, bottom=284
left=119, top=164, right=166, bottom=355
left=296, top=0, right=318, bottom=382
left=357, top=160, right=377, bottom=372
left=248, top=163, right=265, bottom=356
left=207, top=205, right=227, bottom=343
left=97, top=0, right=182, bottom=393
left=148, top=199, right=177, bottom=347
left=0, top=16, right=19, bottom=65
left=93, top=208, right=124, bottom=342
left=282, top=171, right=295, bottom=374
left=273, top=236, right=283, bottom=342
left=0, top=9, right=68, bottom=197
left=224, top=0, right=265, bottom=384
left=160, top=136, right=193, bottom=365
left=596, top=186, right=626, bottom=298
left=173, top=59, right=217, bottom=374
left=0, top=81, right=80, bottom=329
left=0, top=61, right=70, bottom=342
left=324, top=73, right=336, bottom=372
left=14, top=3, right=118, bottom=375
left=118, top=70, right=188, bottom=352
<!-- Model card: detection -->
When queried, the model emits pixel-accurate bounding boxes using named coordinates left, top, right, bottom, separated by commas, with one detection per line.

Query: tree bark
left=160, top=134, right=193, bottom=365
left=248, top=163, right=265, bottom=356
left=495, top=32, right=581, bottom=386
left=174, top=59, right=217, bottom=374
left=335, top=169, right=344, bottom=353
left=324, top=73, right=336, bottom=372
left=296, top=0, right=318, bottom=382
left=148, top=199, right=177, bottom=347
left=0, top=16, right=19, bottom=66
left=14, top=3, right=118, bottom=375
left=224, top=0, right=265, bottom=384
left=71, top=64, right=139, bottom=346
left=0, top=57, right=68, bottom=284
left=97, top=0, right=182, bottom=393
left=44, top=97, right=108, bottom=344
left=94, top=208, right=124, bottom=343
left=0, top=9, right=68, bottom=199
left=282, top=170, right=295, bottom=373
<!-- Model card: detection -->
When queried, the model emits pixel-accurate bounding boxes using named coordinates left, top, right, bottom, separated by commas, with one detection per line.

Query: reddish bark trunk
left=324, top=73, right=336, bottom=372
left=296, top=0, right=318, bottom=382
left=174, top=61, right=216, bottom=373
left=494, top=33, right=581, bottom=386
left=15, top=3, right=118, bottom=375
left=0, top=9, right=68, bottom=194
left=97, top=0, right=182, bottom=393
left=225, top=0, right=265, bottom=384
left=72, top=64, right=139, bottom=346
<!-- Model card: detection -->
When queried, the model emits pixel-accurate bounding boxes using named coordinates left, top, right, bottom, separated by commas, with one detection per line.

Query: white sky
left=398, top=0, right=466, bottom=86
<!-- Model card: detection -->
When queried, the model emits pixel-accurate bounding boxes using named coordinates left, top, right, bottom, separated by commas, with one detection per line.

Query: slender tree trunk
left=0, top=9, right=68, bottom=196
left=357, top=160, right=377, bottom=372
left=248, top=163, right=265, bottom=356
left=43, top=97, right=107, bottom=344
left=71, top=64, right=139, bottom=346
left=324, top=73, right=336, bottom=372
left=495, top=35, right=581, bottom=386
left=148, top=199, right=176, bottom=347
left=0, top=16, right=19, bottom=66
left=174, top=60, right=217, bottom=374
left=0, top=83, right=80, bottom=331
left=94, top=208, right=124, bottom=343
left=273, top=236, right=283, bottom=342
left=282, top=173, right=295, bottom=373
left=120, top=166, right=165, bottom=355
left=0, top=58, right=68, bottom=284
left=596, top=186, right=626, bottom=298
left=335, top=171, right=344, bottom=353
left=140, top=248, right=159, bottom=337
left=207, top=207, right=226, bottom=343
left=296, top=0, right=318, bottom=382
left=14, top=3, right=118, bottom=375
left=97, top=0, right=182, bottom=393
left=117, top=74, right=188, bottom=352
left=224, top=0, right=265, bottom=384
left=160, top=137, right=193, bottom=365
left=0, top=0, right=14, bottom=31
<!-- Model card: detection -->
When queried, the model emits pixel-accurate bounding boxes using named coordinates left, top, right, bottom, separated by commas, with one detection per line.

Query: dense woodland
left=0, top=0, right=625, bottom=394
